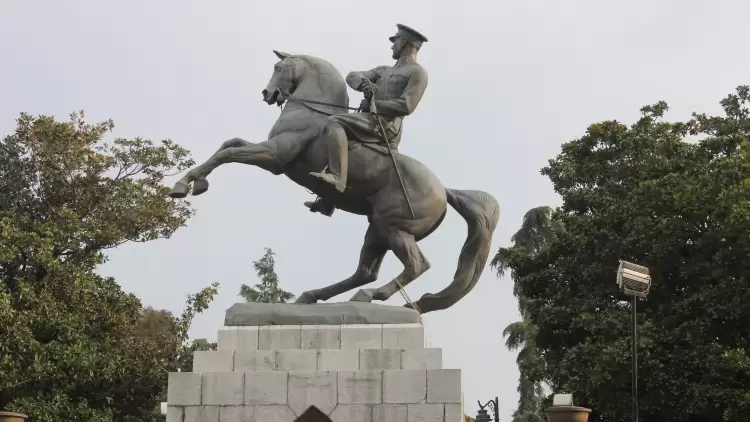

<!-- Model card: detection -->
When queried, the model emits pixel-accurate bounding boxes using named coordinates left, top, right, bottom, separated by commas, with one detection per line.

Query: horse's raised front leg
left=349, top=229, right=431, bottom=309
left=169, top=138, right=279, bottom=198
left=296, top=225, right=388, bottom=304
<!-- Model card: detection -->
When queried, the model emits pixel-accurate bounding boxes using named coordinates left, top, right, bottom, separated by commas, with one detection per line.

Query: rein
left=289, top=97, right=360, bottom=111
left=282, top=97, right=361, bottom=116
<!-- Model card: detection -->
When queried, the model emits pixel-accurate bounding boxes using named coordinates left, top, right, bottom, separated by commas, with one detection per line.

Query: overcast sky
left=2, top=0, right=748, bottom=418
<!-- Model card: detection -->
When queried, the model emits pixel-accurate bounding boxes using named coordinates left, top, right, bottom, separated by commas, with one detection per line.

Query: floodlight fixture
left=616, top=259, right=651, bottom=422
left=617, top=260, right=651, bottom=298
left=552, top=393, right=574, bottom=407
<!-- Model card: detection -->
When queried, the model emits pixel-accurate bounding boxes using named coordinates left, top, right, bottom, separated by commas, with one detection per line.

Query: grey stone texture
left=184, top=406, right=219, bottom=422
left=219, top=405, right=254, bottom=422
left=218, top=326, right=259, bottom=351
left=331, top=404, right=373, bottom=422
left=427, top=369, right=462, bottom=403
left=202, top=372, right=244, bottom=405
left=337, top=370, right=382, bottom=404
left=407, top=404, right=444, bottom=422
left=245, top=372, right=288, bottom=405
left=373, top=404, right=408, bottom=422
left=167, top=372, right=202, bottom=405
left=225, top=302, right=421, bottom=326
left=168, top=321, right=461, bottom=421
left=287, top=371, right=338, bottom=416
left=217, top=323, right=424, bottom=352
left=383, top=370, right=427, bottom=404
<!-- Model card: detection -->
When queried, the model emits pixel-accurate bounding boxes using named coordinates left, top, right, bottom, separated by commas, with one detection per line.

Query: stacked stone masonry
left=167, top=324, right=462, bottom=422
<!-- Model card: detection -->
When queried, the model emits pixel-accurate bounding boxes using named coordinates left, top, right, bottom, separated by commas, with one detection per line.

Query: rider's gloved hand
left=358, top=98, right=370, bottom=112
left=361, top=81, right=378, bottom=99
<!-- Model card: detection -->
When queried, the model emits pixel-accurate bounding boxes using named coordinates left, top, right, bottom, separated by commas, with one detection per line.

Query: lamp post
left=475, top=397, right=498, bottom=422
left=616, top=260, right=652, bottom=422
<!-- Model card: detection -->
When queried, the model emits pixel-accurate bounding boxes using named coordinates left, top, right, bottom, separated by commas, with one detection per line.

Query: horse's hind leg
left=169, top=138, right=278, bottom=198
left=296, top=225, right=387, bottom=303
left=350, top=229, right=431, bottom=306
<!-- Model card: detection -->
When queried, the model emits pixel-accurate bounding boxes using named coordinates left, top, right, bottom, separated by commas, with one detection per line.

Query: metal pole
left=632, top=295, right=638, bottom=422
left=493, top=397, right=499, bottom=422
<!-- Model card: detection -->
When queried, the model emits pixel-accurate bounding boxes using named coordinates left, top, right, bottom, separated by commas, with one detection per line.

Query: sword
left=367, top=94, right=417, bottom=219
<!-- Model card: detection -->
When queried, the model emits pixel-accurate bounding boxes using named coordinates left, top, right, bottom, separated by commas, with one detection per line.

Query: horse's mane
left=296, top=55, right=349, bottom=106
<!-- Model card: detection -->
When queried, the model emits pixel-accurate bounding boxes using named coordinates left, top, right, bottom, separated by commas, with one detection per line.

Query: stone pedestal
left=167, top=320, right=463, bottom=422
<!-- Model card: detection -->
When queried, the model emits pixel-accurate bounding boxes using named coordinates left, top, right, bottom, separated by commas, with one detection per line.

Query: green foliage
left=500, top=86, right=750, bottom=421
left=0, top=112, right=217, bottom=421
left=493, top=206, right=552, bottom=422
left=464, top=414, right=475, bottom=422
left=239, top=248, right=295, bottom=304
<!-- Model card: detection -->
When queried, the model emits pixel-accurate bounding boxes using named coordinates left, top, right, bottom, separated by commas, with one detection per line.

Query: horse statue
left=168, top=50, right=499, bottom=314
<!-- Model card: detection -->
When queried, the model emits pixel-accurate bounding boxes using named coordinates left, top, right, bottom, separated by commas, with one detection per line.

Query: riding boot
left=303, top=197, right=336, bottom=217
left=310, top=124, right=348, bottom=192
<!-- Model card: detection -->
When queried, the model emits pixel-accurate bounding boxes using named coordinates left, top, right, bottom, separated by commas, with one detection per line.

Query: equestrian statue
left=168, top=24, right=500, bottom=314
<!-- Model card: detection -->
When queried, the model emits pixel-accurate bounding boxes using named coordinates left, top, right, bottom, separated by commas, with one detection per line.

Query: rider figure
left=304, top=23, right=429, bottom=216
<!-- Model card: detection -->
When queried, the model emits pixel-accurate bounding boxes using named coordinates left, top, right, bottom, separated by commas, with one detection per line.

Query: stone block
left=193, top=350, right=234, bottom=373
left=301, top=325, right=341, bottom=349
left=318, top=349, right=359, bottom=371
left=341, top=324, right=382, bottom=349
left=360, top=349, right=401, bottom=370
left=383, top=370, right=426, bottom=404
left=245, top=371, right=288, bottom=405
left=445, top=404, right=462, bottom=422
left=382, top=324, right=424, bottom=349
left=220, top=405, right=255, bottom=422
left=235, top=350, right=276, bottom=371
left=427, top=369, right=461, bottom=403
left=288, top=371, right=338, bottom=416
left=331, top=404, right=373, bottom=422
left=276, top=350, right=318, bottom=371
left=408, top=404, right=444, bottom=422
left=203, top=372, right=244, bottom=405
left=166, top=406, right=183, bottom=422
left=218, top=326, right=259, bottom=351
left=254, top=405, right=296, bottom=422
left=168, top=372, right=202, bottom=405
left=373, top=404, right=407, bottom=422
left=338, top=370, right=382, bottom=404
left=401, top=349, right=442, bottom=370
left=184, top=405, right=220, bottom=422
left=259, top=325, right=302, bottom=349
left=225, top=302, right=421, bottom=326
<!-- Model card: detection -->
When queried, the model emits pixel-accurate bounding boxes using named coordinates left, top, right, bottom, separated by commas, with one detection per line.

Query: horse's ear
left=273, top=50, right=291, bottom=60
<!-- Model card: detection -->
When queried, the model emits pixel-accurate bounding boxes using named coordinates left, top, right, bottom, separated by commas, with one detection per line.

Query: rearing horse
left=168, top=50, right=500, bottom=314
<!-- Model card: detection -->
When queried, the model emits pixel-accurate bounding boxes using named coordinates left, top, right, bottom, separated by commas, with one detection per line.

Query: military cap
left=389, top=23, right=429, bottom=44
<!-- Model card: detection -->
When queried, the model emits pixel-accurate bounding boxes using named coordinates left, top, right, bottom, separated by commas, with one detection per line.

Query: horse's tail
left=413, top=188, right=500, bottom=314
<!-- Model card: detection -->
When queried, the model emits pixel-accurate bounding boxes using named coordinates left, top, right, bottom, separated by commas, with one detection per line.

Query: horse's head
left=262, top=50, right=304, bottom=107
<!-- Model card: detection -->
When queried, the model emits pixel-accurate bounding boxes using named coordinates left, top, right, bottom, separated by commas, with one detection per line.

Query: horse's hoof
left=349, top=289, right=375, bottom=303
left=295, top=291, right=318, bottom=304
left=169, top=181, right=190, bottom=199
left=192, top=179, right=209, bottom=196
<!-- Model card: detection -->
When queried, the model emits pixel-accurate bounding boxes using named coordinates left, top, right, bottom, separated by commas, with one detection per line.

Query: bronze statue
left=305, top=24, right=429, bottom=217
left=169, top=24, right=499, bottom=314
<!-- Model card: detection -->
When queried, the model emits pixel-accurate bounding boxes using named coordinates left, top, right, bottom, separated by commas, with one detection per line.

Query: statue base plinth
left=224, top=301, right=421, bottom=326
left=167, top=317, right=463, bottom=421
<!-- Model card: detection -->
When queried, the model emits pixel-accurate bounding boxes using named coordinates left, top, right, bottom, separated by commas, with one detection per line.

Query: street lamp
left=475, top=397, right=498, bottom=422
left=616, top=260, right=651, bottom=422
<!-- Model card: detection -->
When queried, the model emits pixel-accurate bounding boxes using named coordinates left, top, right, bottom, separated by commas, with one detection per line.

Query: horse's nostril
left=262, top=89, right=268, bottom=97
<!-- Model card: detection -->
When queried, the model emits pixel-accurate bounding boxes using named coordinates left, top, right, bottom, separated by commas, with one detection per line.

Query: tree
left=501, top=86, right=750, bottom=421
left=493, top=207, right=555, bottom=422
left=0, top=111, right=218, bottom=421
left=239, top=248, right=295, bottom=303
